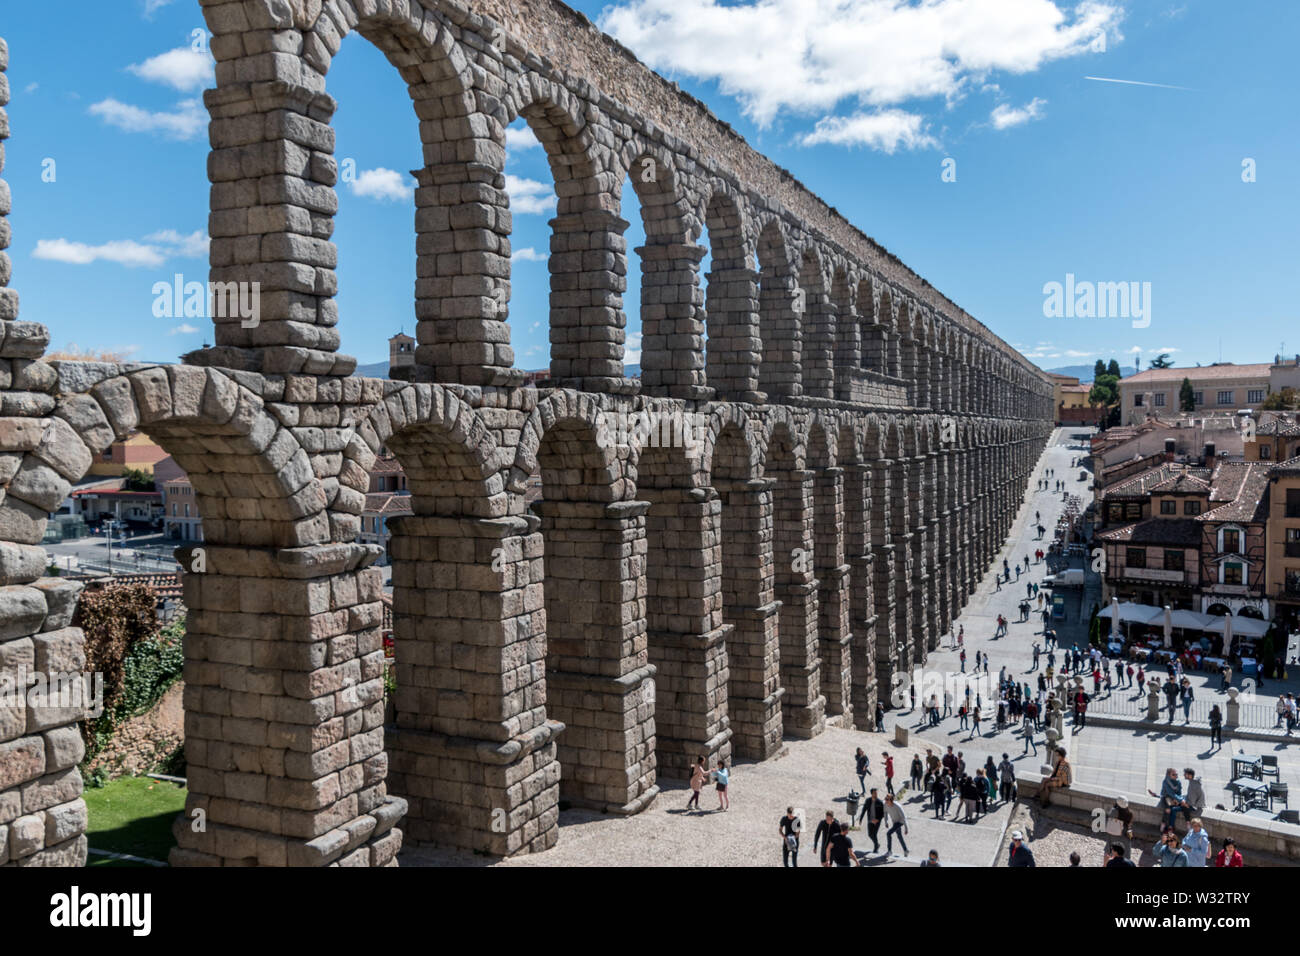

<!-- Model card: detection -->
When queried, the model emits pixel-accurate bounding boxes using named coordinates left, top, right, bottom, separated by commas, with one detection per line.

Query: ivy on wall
left=73, top=583, right=185, bottom=784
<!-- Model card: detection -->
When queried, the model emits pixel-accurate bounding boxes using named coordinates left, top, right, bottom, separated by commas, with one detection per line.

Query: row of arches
left=197, top=0, right=1053, bottom=419
left=0, top=359, right=1047, bottom=865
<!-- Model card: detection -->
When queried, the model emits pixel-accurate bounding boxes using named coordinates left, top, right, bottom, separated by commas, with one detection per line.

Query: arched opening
left=709, top=420, right=782, bottom=758
left=765, top=422, right=824, bottom=737
left=501, top=115, right=558, bottom=378
left=702, top=192, right=760, bottom=400
left=798, top=250, right=834, bottom=400
left=639, top=431, right=731, bottom=778
left=757, top=221, right=800, bottom=400
left=533, top=415, right=656, bottom=813
left=809, top=423, right=849, bottom=717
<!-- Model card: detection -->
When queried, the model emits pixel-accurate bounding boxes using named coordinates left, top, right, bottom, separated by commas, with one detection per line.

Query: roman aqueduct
left=0, top=0, right=1053, bottom=866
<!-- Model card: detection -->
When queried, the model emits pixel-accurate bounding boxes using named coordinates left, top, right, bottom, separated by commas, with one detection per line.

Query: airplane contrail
left=1084, top=75, right=1196, bottom=91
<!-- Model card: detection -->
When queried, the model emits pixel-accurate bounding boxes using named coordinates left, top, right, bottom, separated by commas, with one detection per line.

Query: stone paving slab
left=400, top=723, right=1012, bottom=867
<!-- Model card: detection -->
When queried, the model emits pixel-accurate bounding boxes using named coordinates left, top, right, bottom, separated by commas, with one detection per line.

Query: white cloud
left=599, top=0, right=1121, bottom=128
left=142, top=0, right=175, bottom=16
left=24, top=82, right=38, bottom=94
left=33, top=229, right=208, bottom=269
left=127, top=47, right=215, bottom=93
left=350, top=168, right=414, bottom=202
left=33, top=239, right=166, bottom=268
left=169, top=324, right=200, bottom=335
left=1063, top=349, right=1095, bottom=358
left=801, top=109, right=938, bottom=151
left=146, top=229, right=209, bottom=258
left=513, top=247, right=548, bottom=262
left=88, top=97, right=205, bottom=140
left=990, top=97, right=1047, bottom=129
left=1153, top=346, right=1181, bottom=353
left=505, top=175, right=556, bottom=215
left=505, top=125, right=542, bottom=151
left=625, top=331, right=642, bottom=365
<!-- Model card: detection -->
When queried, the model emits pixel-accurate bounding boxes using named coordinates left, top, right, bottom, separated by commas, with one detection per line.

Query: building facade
left=1119, top=363, right=1272, bottom=425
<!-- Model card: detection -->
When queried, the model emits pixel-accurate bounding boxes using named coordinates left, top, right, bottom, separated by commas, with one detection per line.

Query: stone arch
left=701, top=188, right=761, bottom=400
left=526, top=392, right=655, bottom=813
left=830, top=267, right=856, bottom=399
left=797, top=247, right=834, bottom=399
left=756, top=219, right=801, bottom=399
left=615, top=143, right=703, bottom=398
left=204, top=0, right=511, bottom=384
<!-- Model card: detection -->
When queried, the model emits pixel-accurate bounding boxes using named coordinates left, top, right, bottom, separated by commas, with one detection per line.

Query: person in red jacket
left=1214, top=837, right=1244, bottom=867
left=882, top=753, right=895, bottom=796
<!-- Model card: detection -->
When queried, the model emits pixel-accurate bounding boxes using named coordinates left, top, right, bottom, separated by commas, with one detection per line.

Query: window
left=1288, top=570, right=1300, bottom=596
left=1126, top=547, right=1147, bottom=569
left=184, top=504, right=190, bottom=517
left=1288, top=489, right=1300, bottom=519
left=1217, top=390, right=1234, bottom=405
left=1261, top=445, right=1273, bottom=460
left=1163, top=549, right=1184, bottom=572
left=1160, top=500, right=1176, bottom=515
left=1248, top=389, right=1265, bottom=404
left=1108, top=503, right=1123, bottom=522
left=1286, top=528, right=1300, bottom=558
left=1134, top=393, right=1144, bottom=407
left=1126, top=503, right=1143, bottom=520
left=1193, top=391, right=1203, bottom=405
left=1184, top=500, right=1201, bottom=516
left=1223, top=562, right=1244, bottom=586
left=1154, top=393, right=1166, bottom=407
left=1222, top=528, right=1241, bottom=554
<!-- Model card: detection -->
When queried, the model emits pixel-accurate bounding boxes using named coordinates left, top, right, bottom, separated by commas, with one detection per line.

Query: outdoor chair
left=1269, top=782, right=1288, bottom=810
left=1261, top=755, right=1281, bottom=780
left=1277, top=809, right=1300, bottom=825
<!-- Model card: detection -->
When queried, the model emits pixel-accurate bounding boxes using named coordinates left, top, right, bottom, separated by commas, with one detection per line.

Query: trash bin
left=846, top=792, right=860, bottom=821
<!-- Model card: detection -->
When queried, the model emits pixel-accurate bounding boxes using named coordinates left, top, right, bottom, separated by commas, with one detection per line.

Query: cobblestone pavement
left=401, top=723, right=1013, bottom=867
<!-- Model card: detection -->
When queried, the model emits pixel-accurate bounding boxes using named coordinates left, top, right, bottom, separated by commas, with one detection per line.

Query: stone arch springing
left=809, top=419, right=849, bottom=717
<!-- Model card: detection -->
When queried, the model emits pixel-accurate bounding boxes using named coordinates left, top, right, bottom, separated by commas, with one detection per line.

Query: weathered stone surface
left=30, top=576, right=82, bottom=630
left=0, top=585, right=45, bottom=639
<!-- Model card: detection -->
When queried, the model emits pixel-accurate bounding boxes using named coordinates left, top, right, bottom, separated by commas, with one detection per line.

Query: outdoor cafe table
left=1232, top=754, right=1263, bottom=779
left=1230, top=778, right=1270, bottom=811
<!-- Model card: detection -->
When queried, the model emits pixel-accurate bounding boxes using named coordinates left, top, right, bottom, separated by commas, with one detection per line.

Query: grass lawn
left=84, top=775, right=187, bottom=866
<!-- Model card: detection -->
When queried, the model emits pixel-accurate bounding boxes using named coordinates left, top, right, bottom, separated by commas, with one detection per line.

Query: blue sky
left=3, top=0, right=1297, bottom=376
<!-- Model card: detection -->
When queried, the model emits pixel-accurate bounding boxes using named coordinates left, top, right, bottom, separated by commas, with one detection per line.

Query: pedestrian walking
left=883, top=794, right=909, bottom=856
left=713, top=759, right=730, bottom=811
left=860, top=788, right=885, bottom=851
left=813, top=811, right=839, bottom=867
left=779, top=807, right=802, bottom=867
left=855, top=747, right=870, bottom=791
left=1208, top=704, right=1223, bottom=748
left=685, top=754, right=707, bottom=810
left=998, top=753, right=1016, bottom=802
left=1007, top=830, right=1036, bottom=867
left=882, top=753, right=895, bottom=796
left=910, top=754, right=923, bottom=791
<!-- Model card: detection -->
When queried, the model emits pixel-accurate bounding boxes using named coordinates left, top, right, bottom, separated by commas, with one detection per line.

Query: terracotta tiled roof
left=1101, top=462, right=1210, bottom=499
left=1149, top=472, right=1210, bottom=495
left=371, top=456, right=404, bottom=475
left=1121, top=363, right=1272, bottom=385
left=363, top=492, right=413, bottom=517
left=1199, top=461, right=1269, bottom=524
left=1269, top=455, right=1300, bottom=477
left=1096, top=518, right=1202, bottom=547
left=1258, top=418, right=1300, bottom=437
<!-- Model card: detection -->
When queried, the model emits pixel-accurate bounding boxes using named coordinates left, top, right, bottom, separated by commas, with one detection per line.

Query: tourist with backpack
left=779, top=807, right=802, bottom=867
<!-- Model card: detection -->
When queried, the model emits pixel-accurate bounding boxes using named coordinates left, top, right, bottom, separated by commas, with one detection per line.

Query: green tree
left=1107, top=359, right=1122, bottom=379
left=1093, top=359, right=1107, bottom=380
left=1262, top=388, right=1298, bottom=410
left=1179, top=377, right=1195, bottom=411
left=1088, top=373, right=1120, bottom=407
left=1150, top=353, right=1174, bottom=369
left=121, top=467, right=155, bottom=492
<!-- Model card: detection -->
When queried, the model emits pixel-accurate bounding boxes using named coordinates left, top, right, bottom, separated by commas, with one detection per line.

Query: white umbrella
left=1224, top=614, right=1234, bottom=655
left=1163, top=605, right=1173, bottom=649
